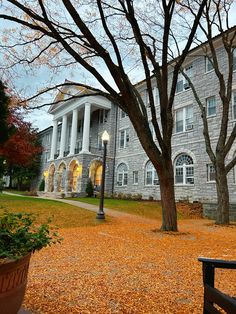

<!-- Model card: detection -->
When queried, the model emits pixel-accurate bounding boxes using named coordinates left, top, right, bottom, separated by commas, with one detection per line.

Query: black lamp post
left=96, top=130, right=109, bottom=220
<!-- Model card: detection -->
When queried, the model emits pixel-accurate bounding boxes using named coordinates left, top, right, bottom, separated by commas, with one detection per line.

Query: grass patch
left=68, top=197, right=166, bottom=220
left=68, top=197, right=189, bottom=220
left=0, top=194, right=103, bottom=228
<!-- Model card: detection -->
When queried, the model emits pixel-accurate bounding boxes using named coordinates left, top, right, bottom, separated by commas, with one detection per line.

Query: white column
left=59, top=115, right=67, bottom=158
left=69, top=108, right=78, bottom=155
left=50, top=119, right=58, bottom=160
left=81, top=102, right=91, bottom=153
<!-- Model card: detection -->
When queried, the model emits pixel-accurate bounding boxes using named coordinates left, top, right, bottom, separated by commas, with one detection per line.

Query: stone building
left=38, top=28, right=236, bottom=212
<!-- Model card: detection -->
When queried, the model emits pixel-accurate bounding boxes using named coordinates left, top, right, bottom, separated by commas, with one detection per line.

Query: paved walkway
left=3, top=192, right=156, bottom=224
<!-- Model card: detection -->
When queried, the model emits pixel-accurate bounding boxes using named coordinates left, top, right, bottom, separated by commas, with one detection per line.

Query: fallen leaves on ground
left=23, top=218, right=236, bottom=314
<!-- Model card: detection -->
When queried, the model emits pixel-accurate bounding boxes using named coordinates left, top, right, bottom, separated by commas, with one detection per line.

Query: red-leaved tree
left=0, top=106, right=42, bottom=189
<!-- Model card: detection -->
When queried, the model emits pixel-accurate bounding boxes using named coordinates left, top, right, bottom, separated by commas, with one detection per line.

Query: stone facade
left=38, top=33, right=236, bottom=209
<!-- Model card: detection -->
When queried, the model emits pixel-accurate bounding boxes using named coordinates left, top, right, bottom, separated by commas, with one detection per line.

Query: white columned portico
left=69, top=108, right=78, bottom=155
left=59, top=114, right=67, bottom=158
left=81, top=102, right=91, bottom=153
left=50, top=119, right=58, bottom=160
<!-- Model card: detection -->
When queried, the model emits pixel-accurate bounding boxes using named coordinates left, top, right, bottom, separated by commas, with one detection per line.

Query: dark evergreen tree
left=0, top=81, right=10, bottom=145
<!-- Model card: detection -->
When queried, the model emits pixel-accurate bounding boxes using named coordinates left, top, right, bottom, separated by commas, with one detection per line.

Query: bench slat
left=198, top=258, right=236, bottom=269
left=205, top=284, right=236, bottom=314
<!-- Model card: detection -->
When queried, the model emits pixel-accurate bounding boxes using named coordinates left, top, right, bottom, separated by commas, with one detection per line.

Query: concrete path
left=3, top=192, right=157, bottom=224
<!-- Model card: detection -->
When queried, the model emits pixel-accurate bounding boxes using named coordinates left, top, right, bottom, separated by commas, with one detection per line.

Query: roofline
left=38, top=125, right=53, bottom=134
left=135, top=25, right=236, bottom=88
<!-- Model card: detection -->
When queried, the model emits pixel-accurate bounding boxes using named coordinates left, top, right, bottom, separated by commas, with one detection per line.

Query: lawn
left=68, top=197, right=195, bottom=220
left=0, top=194, right=102, bottom=228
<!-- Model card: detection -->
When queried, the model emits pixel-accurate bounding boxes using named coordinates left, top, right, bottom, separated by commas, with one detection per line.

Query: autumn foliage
left=0, top=107, right=42, bottom=167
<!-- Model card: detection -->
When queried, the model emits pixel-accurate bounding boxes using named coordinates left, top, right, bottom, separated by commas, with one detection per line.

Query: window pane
left=117, top=173, right=123, bottom=186
left=206, top=56, right=213, bottom=72
left=123, top=173, right=128, bottom=185
left=176, top=109, right=183, bottom=133
left=207, top=97, right=216, bottom=116
left=176, top=80, right=183, bottom=93
left=176, top=168, right=183, bottom=183
left=133, top=171, right=138, bottom=184
left=146, top=171, right=152, bottom=185
left=207, top=164, right=216, bottom=181
left=119, top=131, right=125, bottom=148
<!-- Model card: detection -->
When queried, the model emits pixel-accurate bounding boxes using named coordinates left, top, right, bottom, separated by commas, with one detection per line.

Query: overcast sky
left=1, top=3, right=236, bottom=132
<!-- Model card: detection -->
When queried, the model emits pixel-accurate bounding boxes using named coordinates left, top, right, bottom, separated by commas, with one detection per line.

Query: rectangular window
left=184, top=64, right=193, bottom=90
left=153, top=170, right=159, bottom=185
left=45, top=133, right=50, bottom=145
left=146, top=171, right=153, bottom=185
left=175, top=105, right=193, bottom=133
left=119, top=129, right=129, bottom=148
left=186, top=167, right=194, bottom=184
left=207, top=164, right=216, bottom=182
left=123, top=173, right=128, bottom=186
left=185, top=106, right=193, bottom=130
left=176, top=73, right=184, bottom=93
left=176, top=168, right=183, bottom=184
left=133, top=171, right=138, bottom=185
left=205, top=56, right=213, bottom=72
left=233, top=91, right=236, bottom=120
left=117, top=173, right=123, bottom=186
left=206, top=96, right=216, bottom=117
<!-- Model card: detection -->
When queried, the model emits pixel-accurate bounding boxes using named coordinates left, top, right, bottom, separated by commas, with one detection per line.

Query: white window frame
left=207, top=164, right=216, bottom=182
left=132, top=171, right=138, bottom=185
left=117, top=163, right=128, bottom=186
left=119, top=129, right=130, bottom=149
left=175, top=154, right=194, bottom=185
left=206, top=96, right=216, bottom=117
left=145, top=161, right=159, bottom=186
left=175, top=105, right=193, bottom=133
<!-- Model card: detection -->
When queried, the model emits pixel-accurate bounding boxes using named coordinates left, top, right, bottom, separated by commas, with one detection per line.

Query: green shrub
left=39, top=178, right=45, bottom=191
left=85, top=179, right=94, bottom=197
left=0, top=211, right=62, bottom=260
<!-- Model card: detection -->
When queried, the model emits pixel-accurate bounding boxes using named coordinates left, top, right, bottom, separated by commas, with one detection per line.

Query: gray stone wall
left=203, top=203, right=236, bottom=222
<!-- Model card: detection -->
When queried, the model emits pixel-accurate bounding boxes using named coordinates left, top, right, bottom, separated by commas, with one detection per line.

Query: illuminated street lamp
left=96, top=130, right=109, bottom=220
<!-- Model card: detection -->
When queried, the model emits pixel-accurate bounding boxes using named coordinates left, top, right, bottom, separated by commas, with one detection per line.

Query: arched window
left=175, top=154, right=194, bottom=184
left=145, top=161, right=159, bottom=186
left=117, top=163, right=128, bottom=186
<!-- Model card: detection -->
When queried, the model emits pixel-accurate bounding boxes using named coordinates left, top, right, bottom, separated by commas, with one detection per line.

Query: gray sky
left=1, top=3, right=236, bottom=132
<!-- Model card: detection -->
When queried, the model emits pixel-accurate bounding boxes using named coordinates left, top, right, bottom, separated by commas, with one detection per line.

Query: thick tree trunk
left=159, top=159, right=178, bottom=231
left=215, top=161, right=230, bottom=225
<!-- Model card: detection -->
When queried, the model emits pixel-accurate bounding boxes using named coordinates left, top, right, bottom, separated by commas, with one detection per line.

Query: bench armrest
left=198, top=257, right=236, bottom=269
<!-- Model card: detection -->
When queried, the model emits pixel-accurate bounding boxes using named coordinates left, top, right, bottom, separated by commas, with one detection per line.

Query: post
left=96, top=130, right=109, bottom=220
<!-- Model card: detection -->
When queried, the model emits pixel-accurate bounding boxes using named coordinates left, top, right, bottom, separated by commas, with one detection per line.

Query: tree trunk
left=159, top=159, right=178, bottom=231
left=215, top=161, right=230, bottom=225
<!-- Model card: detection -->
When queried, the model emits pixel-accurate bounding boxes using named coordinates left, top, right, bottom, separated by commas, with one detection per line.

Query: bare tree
left=0, top=0, right=207, bottom=231
left=180, top=0, right=236, bottom=224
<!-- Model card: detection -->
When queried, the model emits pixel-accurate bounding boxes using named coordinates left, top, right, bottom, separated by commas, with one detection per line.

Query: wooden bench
left=198, top=257, right=236, bottom=314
